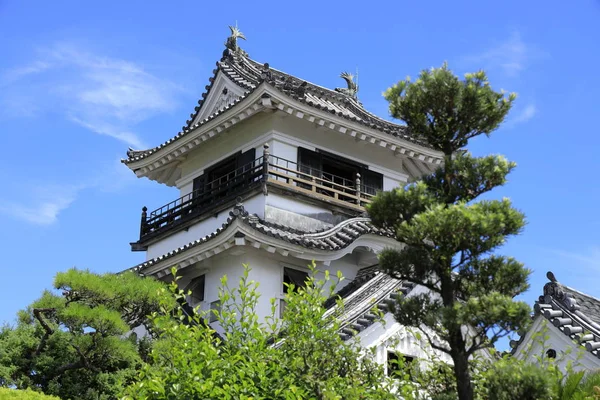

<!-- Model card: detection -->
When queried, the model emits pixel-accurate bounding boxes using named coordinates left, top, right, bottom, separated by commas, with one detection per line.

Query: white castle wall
left=175, top=247, right=360, bottom=325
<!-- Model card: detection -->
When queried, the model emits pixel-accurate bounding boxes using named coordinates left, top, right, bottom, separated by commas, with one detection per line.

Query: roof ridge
left=301, top=217, right=372, bottom=239
left=123, top=46, right=438, bottom=165
left=244, top=57, right=349, bottom=101
left=561, top=283, right=600, bottom=304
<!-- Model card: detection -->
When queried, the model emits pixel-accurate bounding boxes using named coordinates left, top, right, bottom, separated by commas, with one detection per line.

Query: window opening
left=280, top=267, right=310, bottom=318
left=283, top=267, right=309, bottom=294
left=184, top=275, right=205, bottom=304
left=297, top=147, right=383, bottom=201
left=387, top=351, right=416, bottom=379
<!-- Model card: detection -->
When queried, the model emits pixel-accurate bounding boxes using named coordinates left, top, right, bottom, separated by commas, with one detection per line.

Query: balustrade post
left=262, top=143, right=270, bottom=195
left=355, top=173, right=361, bottom=205
left=140, top=206, right=148, bottom=238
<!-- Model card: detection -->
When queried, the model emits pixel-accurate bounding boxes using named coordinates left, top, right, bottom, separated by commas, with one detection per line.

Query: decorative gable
left=192, top=71, right=246, bottom=125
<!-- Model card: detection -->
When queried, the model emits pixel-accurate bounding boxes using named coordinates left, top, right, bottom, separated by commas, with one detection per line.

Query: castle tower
left=122, top=27, right=446, bottom=370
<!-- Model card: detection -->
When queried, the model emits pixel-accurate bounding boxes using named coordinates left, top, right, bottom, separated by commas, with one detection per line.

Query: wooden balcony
left=136, top=153, right=377, bottom=244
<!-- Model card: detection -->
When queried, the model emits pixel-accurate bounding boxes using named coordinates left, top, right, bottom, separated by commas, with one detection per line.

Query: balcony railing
left=138, top=153, right=377, bottom=241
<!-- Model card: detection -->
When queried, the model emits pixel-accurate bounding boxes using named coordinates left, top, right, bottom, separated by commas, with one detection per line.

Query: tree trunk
left=450, top=339, right=473, bottom=400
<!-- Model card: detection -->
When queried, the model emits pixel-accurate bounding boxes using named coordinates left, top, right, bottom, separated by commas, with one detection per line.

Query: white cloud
left=1, top=60, right=53, bottom=85
left=68, top=116, right=146, bottom=150
left=0, top=184, right=82, bottom=225
left=0, top=43, right=182, bottom=148
left=0, top=43, right=188, bottom=225
left=0, top=156, right=137, bottom=226
left=464, top=30, right=537, bottom=77
left=550, top=247, right=600, bottom=270
left=512, top=103, right=537, bottom=124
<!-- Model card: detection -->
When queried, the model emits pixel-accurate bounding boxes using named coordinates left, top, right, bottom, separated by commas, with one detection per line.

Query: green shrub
left=484, top=358, right=553, bottom=400
left=0, top=388, right=60, bottom=399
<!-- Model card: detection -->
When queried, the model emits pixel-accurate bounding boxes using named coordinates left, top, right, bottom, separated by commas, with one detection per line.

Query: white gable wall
left=192, top=71, right=247, bottom=125
left=514, top=316, right=600, bottom=372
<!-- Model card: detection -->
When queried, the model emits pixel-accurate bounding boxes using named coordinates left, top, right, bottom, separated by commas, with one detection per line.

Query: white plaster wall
left=178, top=113, right=274, bottom=183
left=146, top=194, right=266, bottom=260
left=179, top=181, right=194, bottom=198
left=266, top=193, right=331, bottom=216
left=359, top=313, right=454, bottom=372
left=193, top=72, right=247, bottom=124
left=383, top=176, right=402, bottom=191
left=515, top=316, right=600, bottom=372
left=173, top=248, right=362, bottom=326
left=270, top=138, right=298, bottom=165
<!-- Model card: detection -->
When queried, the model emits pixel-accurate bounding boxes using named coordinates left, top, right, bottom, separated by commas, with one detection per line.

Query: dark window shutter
left=361, top=169, right=383, bottom=195
left=192, top=174, right=206, bottom=198
left=298, top=148, right=322, bottom=176
left=236, top=148, right=256, bottom=186
left=237, top=148, right=256, bottom=171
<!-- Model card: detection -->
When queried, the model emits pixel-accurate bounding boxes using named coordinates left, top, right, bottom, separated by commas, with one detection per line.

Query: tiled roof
left=124, top=44, right=433, bottom=164
left=264, top=264, right=414, bottom=344
left=325, top=269, right=415, bottom=341
left=237, top=56, right=425, bottom=146
left=511, top=271, right=600, bottom=356
left=130, top=203, right=395, bottom=274
left=124, top=84, right=256, bottom=164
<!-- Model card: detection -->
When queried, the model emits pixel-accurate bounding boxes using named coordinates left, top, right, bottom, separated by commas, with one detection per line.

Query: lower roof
left=127, top=203, right=395, bottom=275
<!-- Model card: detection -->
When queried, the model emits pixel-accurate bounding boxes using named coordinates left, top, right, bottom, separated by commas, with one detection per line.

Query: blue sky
left=1, top=1, right=599, bottom=347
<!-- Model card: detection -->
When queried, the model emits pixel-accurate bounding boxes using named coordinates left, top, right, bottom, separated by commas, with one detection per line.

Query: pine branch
left=418, top=326, right=451, bottom=355
left=32, top=308, right=55, bottom=356
left=54, top=360, right=84, bottom=376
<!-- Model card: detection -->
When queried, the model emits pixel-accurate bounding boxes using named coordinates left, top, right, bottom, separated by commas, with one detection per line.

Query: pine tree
left=368, top=63, right=532, bottom=400
left=0, top=269, right=170, bottom=400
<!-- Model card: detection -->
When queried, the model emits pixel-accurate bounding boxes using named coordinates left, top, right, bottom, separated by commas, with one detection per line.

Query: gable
left=192, top=71, right=247, bottom=126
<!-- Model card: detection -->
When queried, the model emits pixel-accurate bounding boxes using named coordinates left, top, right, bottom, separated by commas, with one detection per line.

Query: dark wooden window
left=192, top=173, right=206, bottom=197
left=192, top=148, right=257, bottom=202
left=297, top=147, right=383, bottom=195
left=298, top=147, right=322, bottom=177
left=361, top=168, right=383, bottom=195
left=280, top=267, right=309, bottom=318
left=238, top=148, right=256, bottom=172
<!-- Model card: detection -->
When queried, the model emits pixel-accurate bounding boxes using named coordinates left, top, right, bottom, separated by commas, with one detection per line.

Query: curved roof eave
left=123, top=50, right=444, bottom=172
left=124, top=83, right=444, bottom=181
left=126, top=204, right=400, bottom=277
